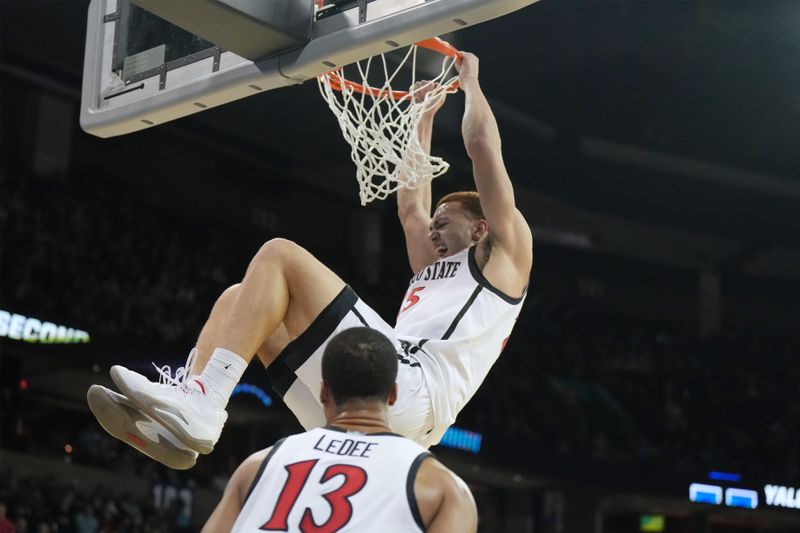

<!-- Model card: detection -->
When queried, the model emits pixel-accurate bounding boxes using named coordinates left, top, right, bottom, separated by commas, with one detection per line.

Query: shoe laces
left=152, top=348, right=197, bottom=389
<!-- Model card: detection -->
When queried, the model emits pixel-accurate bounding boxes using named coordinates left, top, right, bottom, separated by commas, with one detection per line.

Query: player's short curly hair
left=322, top=327, right=398, bottom=405
left=435, top=191, right=484, bottom=221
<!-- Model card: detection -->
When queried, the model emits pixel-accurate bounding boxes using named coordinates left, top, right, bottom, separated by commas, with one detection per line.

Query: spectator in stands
left=0, top=503, right=15, bottom=533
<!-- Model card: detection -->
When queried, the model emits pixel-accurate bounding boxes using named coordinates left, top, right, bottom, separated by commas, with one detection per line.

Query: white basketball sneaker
left=87, top=384, right=198, bottom=470
left=110, top=350, right=227, bottom=455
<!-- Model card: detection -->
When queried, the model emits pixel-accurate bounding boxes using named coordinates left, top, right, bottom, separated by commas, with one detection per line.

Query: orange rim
left=323, top=37, right=461, bottom=100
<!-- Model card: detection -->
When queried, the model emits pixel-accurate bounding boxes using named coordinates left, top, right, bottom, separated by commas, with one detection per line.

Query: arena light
left=0, top=310, right=90, bottom=344
left=438, top=426, right=482, bottom=454
left=726, top=488, right=758, bottom=509
left=709, top=471, right=741, bottom=482
left=689, top=483, right=722, bottom=505
left=689, top=470, right=799, bottom=511
left=232, top=383, right=273, bottom=408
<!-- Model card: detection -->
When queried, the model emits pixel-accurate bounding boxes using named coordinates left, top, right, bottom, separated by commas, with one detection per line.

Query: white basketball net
left=318, top=44, right=459, bottom=205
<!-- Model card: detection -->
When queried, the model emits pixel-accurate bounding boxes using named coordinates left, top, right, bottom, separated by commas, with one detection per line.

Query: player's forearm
left=397, top=117, right=434, bottom=219
left=460, top=77, right=502, bottom=159
left=396, top=179, right=431, bottom=220
left=460, top=77, right=515, bottom=211
left=418, top=115, right=434, bottom=154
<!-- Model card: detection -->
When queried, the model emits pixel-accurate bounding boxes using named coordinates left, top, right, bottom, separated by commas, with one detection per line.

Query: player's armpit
left=202, top=448, right=271, bottom=533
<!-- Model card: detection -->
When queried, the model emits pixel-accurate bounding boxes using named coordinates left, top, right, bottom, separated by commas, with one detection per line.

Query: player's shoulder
left=242, top=447, right=272, bottom=467
left=417, top=455, right=460, bottom=486
left=414, top=454, right=467, bottom=501
left=231, top=443, right=286, bottom=504
left=234, top=448, right=271, bottom=481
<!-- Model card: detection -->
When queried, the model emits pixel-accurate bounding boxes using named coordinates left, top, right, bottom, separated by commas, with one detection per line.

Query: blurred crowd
left=1, top=171, right=253, bottom=349
left=0, top=469, right=194, bottom=533
left=2, top=170, right=799, bottom=528
left=464, top=298, right=800, bottom=481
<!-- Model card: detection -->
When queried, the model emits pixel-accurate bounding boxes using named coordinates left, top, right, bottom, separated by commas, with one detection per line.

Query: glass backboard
left=80, top=0, right=540, bottom=138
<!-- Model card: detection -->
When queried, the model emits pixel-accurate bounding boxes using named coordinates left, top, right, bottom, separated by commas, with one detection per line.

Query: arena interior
left=1, top=1, right=800, bottom=532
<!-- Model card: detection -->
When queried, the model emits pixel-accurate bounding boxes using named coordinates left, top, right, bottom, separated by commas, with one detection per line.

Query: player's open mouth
left=435, top=245, right=447, bottom=255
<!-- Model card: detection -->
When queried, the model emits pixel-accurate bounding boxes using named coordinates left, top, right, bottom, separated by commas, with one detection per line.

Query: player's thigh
left=262, top=239, right=347, bottom=338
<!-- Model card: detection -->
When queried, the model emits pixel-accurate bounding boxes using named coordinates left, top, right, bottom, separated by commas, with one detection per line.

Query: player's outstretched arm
left=202, top=448, right=270, bottom=532
left=458, top=53, right=532, bottom=268
left=415, top=456, right=478, bottom=533
left=397, top=81, right=447, bottom=274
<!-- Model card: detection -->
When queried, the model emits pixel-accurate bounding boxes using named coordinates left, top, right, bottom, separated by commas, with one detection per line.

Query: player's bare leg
left=88, top=283, right=295, bottom=469
left=193, top=283, right=243, bottom=370
left=192, top=283, right=292, bottom=372
left=213, top=238, right=345, bottom=362
left=108, top=238, right=347, bottom=454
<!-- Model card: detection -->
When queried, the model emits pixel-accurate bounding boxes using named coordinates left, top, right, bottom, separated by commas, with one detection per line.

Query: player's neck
left=327, top=408, right=393, bottom=434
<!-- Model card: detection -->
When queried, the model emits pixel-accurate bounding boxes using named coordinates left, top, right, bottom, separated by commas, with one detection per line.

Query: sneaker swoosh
left=153, top=405, right=190, bottom=426
left=134, top=420, right=189, bottom=448
left=135, top=420, right=166, bottom=443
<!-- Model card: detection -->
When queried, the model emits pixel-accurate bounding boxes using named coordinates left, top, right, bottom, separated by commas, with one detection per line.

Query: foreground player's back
left=231, top=426, right=433, bottom=532
left=204, top=327, right=477, bottom=532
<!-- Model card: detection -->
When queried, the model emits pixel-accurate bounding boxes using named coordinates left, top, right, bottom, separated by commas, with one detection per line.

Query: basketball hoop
left=318, top=38, right=460, bottom=206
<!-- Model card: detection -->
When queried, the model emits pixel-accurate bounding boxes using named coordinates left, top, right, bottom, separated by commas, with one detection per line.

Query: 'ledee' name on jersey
left=409, top=260, right=461, bottom=285
left=312, top=434, right=378, bottom=458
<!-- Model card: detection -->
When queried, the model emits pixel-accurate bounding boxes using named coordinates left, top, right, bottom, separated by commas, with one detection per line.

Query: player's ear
left=472, top=219, right=488, bottom=241
left=320, top=380, right=331, bottom=405
left=387, top=383, right=398, bottom=406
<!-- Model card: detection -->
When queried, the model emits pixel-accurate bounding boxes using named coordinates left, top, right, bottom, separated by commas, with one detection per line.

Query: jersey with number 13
left=231, top=426, right=430, bottom=532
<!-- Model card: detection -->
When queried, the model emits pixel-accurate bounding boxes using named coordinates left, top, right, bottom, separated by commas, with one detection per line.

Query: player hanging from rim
left=87, top=51, right=533, bottom=468
left=203, top=327, right=477, bottom=532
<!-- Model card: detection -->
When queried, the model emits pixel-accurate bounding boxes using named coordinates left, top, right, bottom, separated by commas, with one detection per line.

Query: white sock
left=192, top=348, right=247, bottom=410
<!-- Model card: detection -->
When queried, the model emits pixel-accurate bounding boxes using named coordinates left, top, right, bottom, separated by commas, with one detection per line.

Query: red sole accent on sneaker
left=126, top=433, right=148, bottom=448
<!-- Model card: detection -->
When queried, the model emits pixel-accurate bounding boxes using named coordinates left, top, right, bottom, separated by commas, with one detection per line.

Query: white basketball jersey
left=232, top=426, right=430, bottom=533
left=395, top=245, right=526, bottom=447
